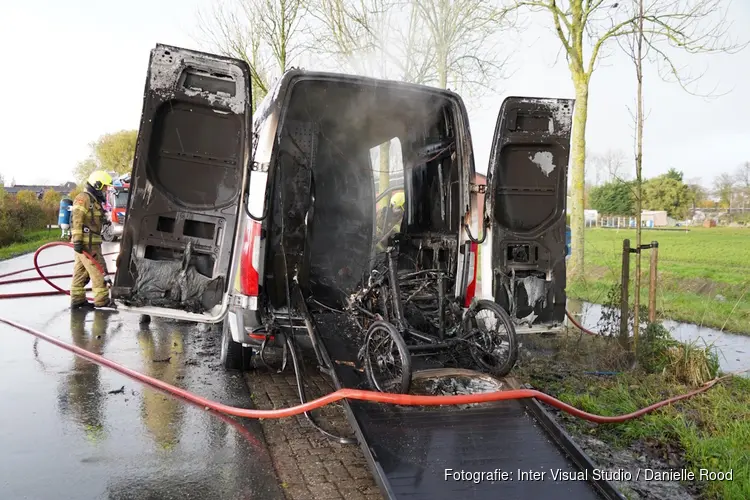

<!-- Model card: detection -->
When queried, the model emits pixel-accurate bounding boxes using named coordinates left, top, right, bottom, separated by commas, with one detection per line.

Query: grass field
left=519, top=333, right=750, bottom=500
left=568, top=227, right=750, bottom=335
left=0, top=229, right=61, bottom=261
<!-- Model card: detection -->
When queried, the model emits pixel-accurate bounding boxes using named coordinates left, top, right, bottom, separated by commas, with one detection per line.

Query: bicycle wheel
left=363, top=321, right=412, bottom=393
left=461, top=300, right=518, bottom=377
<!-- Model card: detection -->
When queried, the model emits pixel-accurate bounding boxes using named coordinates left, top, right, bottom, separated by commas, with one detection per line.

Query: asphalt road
left=0, top=243, right=285, bottom=500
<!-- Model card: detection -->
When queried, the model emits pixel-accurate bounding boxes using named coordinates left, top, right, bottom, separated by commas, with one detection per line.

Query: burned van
left=113, top=44, right=573, bottom=372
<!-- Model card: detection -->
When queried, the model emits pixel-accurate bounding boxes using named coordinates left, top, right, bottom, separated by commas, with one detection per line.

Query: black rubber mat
left=314, top=312, right=605, bottom=499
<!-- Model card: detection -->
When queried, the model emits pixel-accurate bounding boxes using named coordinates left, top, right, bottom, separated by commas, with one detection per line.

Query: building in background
left=584, top=209, right=598, bottom=227
left=4, top=181, right=77, bottom=197
left=641, top=210, right=668, bottom=227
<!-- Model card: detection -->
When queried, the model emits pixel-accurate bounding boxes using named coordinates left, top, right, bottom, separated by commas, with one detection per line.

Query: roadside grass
left=516, top=332, right=750, bottom=500
left=556, top=375, right=750, bottom=500
left=569, top=227, right=750, bottom=334
left=0, top=229, right=61, bottom=261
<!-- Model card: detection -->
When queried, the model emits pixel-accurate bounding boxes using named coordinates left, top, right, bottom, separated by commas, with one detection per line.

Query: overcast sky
left=1, top=0, right=748, bottom=189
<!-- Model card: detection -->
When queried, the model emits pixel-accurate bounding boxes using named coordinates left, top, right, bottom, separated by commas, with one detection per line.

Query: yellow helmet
left=88, top=171, right=114, bottom=191
left=390, top=191, right=405, bottom=208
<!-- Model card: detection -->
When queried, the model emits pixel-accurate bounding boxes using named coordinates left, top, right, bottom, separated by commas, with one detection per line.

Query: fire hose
left=0, top=243, right=116, bottom=301
left=0, top=242, right=741, bottom=424
left=566, top=309, right=599, bottom=336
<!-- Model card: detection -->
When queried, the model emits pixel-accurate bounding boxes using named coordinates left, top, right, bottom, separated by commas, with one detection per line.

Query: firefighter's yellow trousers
left=71, top=245, right=109, bottom=307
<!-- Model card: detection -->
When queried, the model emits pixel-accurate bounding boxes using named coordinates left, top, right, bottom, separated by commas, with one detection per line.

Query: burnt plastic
left=485, top=97, right=574, bottom=327
left=112, top=44, right=252, bottom=312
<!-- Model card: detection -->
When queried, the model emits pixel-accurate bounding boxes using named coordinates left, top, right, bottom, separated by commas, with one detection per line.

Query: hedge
left=0, top=189, right=62, bottom=247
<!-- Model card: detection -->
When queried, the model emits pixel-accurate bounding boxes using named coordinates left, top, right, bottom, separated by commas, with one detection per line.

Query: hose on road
left=0, top=315, right=741, bottom=422
left=1, top=242, right=740, bottom=424
left=0, top=249, right=118, bottom=279
left=0, top=242, right=111, bottom=301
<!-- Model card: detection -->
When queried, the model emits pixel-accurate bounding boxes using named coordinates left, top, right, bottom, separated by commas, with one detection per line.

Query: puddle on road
left=567, top=299, right=750, bottom=375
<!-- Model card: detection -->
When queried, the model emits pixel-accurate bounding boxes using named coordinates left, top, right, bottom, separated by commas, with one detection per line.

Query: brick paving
left=245, top=351, right=384, bottom=500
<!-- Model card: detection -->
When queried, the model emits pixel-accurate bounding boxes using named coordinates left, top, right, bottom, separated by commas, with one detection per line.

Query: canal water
left=566, top=299, right=750, bottom=375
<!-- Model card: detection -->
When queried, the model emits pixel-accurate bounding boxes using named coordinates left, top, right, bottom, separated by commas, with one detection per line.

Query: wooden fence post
left=620, top=239, right=630, bottom=347
left=648, top=241, right=659, bottom=323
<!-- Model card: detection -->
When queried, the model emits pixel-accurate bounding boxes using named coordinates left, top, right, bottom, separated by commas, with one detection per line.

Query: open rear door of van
left=111, top=44, right=252, bottom=323
left=483, top=97, right=574, bottom=332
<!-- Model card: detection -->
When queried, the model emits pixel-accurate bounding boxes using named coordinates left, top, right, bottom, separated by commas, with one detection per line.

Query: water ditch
left=567, top=298, right=750, bottom=375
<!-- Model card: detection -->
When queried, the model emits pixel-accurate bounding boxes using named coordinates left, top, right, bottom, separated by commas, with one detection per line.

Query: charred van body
left=113, top=44, right=574, bottom=373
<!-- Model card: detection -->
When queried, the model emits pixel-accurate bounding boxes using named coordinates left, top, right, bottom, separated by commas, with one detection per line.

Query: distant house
left=4, top=181, right=78, bottom=197
left=641, top=210, right=668, bottom=227
left=584, top=209, right=598, bottom=227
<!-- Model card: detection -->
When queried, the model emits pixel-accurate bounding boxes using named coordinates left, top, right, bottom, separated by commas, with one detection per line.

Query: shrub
left=42, top=189, right=63, bottom=210
left=0, top=213, right=23, bottom=247
left=15, top=189, right=38, bottom=205
left=638, top=322, right=719, bottom=385
left=0, top=195, right=53, bottom=247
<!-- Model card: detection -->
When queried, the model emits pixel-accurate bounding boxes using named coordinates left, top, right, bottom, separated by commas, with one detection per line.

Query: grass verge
left=0, top=229, right=61, bottom=261
left=570, top=227, right=750, bottom=335
left=516, top=331, right=750, bottom=500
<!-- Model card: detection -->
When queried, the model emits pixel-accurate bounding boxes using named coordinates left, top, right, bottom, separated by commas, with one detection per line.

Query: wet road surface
left=0, top=244, right=285, bottom=500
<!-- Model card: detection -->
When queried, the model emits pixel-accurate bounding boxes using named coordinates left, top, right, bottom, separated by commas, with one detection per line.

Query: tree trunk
left=568, top=80, right=589, bottom=280
left=437, top=42, right=448, bottom=89
left=438, top=62, right=448, bottom=89
left=633, top=0, right=645, bottom=356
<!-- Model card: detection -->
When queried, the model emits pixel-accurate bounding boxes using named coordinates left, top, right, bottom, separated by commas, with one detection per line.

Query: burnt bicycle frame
left=359, top=250, right=455, bottom=347
left=347, top=244, right=499, bottom=364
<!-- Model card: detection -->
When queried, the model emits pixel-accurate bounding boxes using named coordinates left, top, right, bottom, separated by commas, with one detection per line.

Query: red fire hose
left=0, top=250, right=118, bottom=279
left=0, top=242, right=112, bottom=301
left=0, top=242, right=740, bottom=423
left=566, top=309, right=599, bottom=336
left=0, top=316, right=735, bottom=422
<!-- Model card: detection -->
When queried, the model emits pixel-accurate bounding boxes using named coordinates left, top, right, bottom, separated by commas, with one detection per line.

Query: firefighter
left=375, top=191, right=405, bottom=252
left=70, top=171, right=115, bottom=309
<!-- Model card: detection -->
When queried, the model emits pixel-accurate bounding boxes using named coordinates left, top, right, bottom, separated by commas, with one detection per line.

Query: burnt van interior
left=264, top=78, right=464, bottom=337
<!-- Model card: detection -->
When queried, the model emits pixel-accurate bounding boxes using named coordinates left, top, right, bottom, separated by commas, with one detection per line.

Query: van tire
left=101, top=223, right=116, bottom=242
left=220, top=316, right=253, bottom=371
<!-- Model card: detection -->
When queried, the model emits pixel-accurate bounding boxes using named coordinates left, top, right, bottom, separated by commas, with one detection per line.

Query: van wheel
left=101, top=224, right=115, bottom=242
left=220, top=316, right=253, bottom=371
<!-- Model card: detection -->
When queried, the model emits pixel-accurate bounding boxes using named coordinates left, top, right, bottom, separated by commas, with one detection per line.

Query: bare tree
left=617, top=0, right=647, bottom=352
left=590, top=148, right=629, bottom=184
left=713, top=171, right=736, bottom=209
left=734, top=161, right=750, bottom=208
left=309, top=0, right=433, bottom=82
left=311, top=0, right=512, bottom=92
left=585, top=148, right=601, bottom=186
left=414, top=0, right=511, bottom=94
left=195, top=0, right=309, bottom=108
left=735, top=161, right=750, bottom=188
left=507, top=0, right=746, bottom=280
left=685, top=176, right=706, bottom=210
